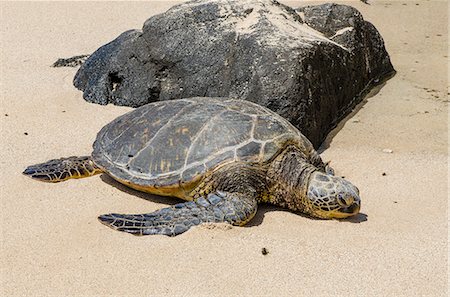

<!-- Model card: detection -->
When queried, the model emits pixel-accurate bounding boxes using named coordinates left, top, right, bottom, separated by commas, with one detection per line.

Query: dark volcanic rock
left=52, top=54, right=90, bottom=67
left=74, top=0, right=394, bottom=147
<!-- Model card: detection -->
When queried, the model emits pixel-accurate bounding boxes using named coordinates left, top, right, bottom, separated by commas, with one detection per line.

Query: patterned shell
left=92, top=97, right=314, bottom=188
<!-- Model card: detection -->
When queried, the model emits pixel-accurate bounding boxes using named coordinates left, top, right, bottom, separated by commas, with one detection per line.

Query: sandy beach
left=1, top=1, right=448, bottom=296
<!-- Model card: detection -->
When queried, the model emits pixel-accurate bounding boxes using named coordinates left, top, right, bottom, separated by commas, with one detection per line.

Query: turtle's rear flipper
left=98, top=191, right=258, bottom=236
left=23, top=156, right=102, bottom=182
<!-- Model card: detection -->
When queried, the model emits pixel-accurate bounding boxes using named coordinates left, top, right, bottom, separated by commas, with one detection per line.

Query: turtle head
left=305, top=171, right=361, bottom=219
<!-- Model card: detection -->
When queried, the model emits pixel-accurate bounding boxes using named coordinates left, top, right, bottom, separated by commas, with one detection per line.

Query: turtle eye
left=338, top=194, right=347, bottom=206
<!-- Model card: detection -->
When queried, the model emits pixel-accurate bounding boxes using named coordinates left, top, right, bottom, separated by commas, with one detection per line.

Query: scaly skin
left=266, top=146, right=360, bottom=218
left=98, top=191, right=258, bottom=236
left=23, top=156, right=102, bottom=182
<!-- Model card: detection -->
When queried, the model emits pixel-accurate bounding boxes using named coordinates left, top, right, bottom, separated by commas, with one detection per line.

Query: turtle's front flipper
left=23, top=156, right=102, bottom=182
left=98, top=191, right=258, bottom=236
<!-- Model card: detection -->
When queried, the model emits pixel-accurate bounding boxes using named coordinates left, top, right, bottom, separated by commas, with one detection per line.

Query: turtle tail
left=23, top=156, right=102, bottom=182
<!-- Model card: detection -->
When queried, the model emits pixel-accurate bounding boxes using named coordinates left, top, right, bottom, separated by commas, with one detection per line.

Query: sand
left=1, top=1, right=448, bottom=296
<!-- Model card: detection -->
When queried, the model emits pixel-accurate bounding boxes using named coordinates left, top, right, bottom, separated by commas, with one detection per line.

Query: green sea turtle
left=23, top=97, right=361, bottom=236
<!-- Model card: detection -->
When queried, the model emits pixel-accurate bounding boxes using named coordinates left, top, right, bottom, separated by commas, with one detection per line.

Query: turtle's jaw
left=333, top=201, right=361, bottom=219
left=311, top=202, right=360, bottom=219
left=324, top=195, right=361, bottom=219
left=306, top=192, right=361, bottom=219
left=340, top=202, right=360, bottom=215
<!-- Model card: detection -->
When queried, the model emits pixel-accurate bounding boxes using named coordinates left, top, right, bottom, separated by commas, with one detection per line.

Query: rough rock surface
left=52, top=54, right=90, bottom=67
left=74, top=0, right=394, bottom=147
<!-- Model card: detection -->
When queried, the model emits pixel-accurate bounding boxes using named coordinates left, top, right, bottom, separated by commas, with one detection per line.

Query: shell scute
left=181, top=164, right=207, bottom=184
left=236, top=141, right=262, bottom=162
left=254, top=115, right=291, bottom=141
left=204, top=150, right=235, bottom=169
left=186, top=110, right=253, bottom=164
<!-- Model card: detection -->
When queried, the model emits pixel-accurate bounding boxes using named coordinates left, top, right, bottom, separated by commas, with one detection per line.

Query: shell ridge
left=125, top=101, right=194, bottom=169
left=183, top=110, right=227, bottom=169
left=250, top=115, right=257, bottom=139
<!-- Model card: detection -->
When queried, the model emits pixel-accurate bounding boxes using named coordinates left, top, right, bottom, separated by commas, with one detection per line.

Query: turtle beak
left=339, top=201, right=360, bottom=216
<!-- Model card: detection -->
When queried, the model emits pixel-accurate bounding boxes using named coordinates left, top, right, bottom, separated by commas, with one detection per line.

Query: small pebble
left=4, top=114, right=8, bottom=116
left=24, top=132, right=28, bottom=135
left=261, top=248, right=269, bottom=255
left=382, top=149, right=393, bottom=153
left=351, top=119, right=360, bottom=123
left=393, top=201, right=398, bottom=204
left=382, top=172, right=387, bottom=176
left=62, top=110, right=66, bottom=113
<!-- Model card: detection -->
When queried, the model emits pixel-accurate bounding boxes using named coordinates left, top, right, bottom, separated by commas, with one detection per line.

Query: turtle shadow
left=100, top=174, right=181, bottom=206
left=246, top=204, right=368, bottom=227
left=245, top=204, right=285, bottom=227
left=343, top=212, right=368, bottom=223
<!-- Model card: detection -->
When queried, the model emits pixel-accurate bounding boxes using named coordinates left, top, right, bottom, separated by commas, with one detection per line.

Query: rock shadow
left=318, top=79, right=392, bottom=153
